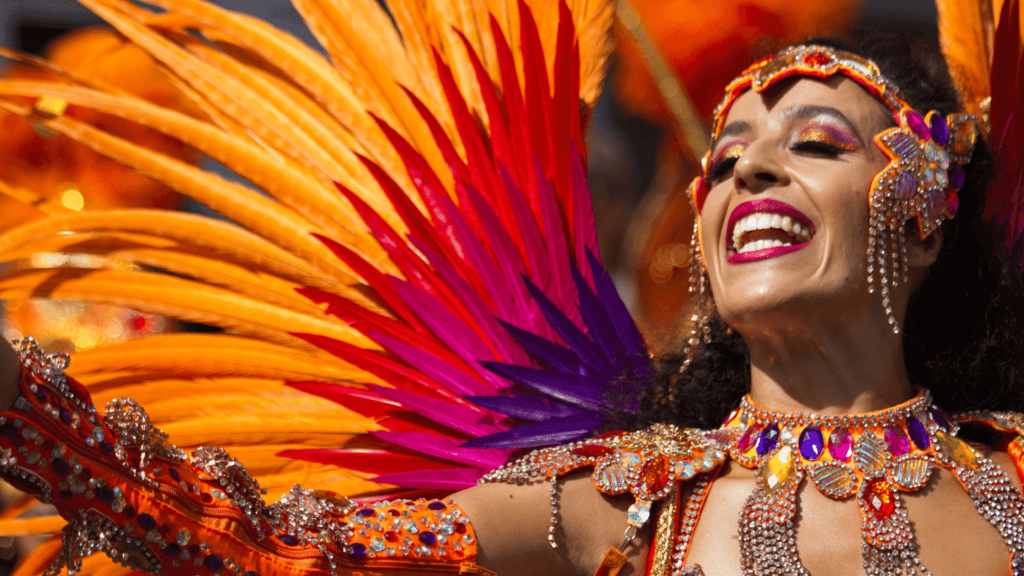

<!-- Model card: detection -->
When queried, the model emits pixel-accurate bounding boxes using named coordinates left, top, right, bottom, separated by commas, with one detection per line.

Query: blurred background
left=0, top=0, right=946, bottom=572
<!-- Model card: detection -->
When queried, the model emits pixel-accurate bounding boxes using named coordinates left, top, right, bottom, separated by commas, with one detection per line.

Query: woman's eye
left=708, top=157, right=739, bottom=181
left=791, top=140, right=844, bottom=155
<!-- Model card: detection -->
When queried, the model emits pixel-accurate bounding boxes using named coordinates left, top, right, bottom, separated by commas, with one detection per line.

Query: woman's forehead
left=721, top=76, right=893, bottom=136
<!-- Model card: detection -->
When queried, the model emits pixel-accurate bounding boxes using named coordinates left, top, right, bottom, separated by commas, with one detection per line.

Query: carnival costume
left=0, top=0, right=1022, bottom=575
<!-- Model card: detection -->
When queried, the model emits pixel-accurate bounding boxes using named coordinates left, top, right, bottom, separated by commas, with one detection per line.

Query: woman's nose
left=732, top=141, right=787, bottom=192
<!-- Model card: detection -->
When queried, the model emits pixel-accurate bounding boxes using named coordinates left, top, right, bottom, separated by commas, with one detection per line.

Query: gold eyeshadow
left=795, top=122, right=860, bottom=151
left=706, top=140, right=747, bottom=178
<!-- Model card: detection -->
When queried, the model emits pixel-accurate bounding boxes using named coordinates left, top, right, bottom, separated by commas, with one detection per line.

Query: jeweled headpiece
left=688, top=45, right=980, bottom=333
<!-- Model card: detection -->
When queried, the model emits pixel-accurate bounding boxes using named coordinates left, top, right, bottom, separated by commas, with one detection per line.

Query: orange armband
left=0, top=338, right=488, bottom=576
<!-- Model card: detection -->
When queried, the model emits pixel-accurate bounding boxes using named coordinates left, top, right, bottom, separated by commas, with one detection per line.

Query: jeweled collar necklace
left=711, top=389, right=1024, bottom=576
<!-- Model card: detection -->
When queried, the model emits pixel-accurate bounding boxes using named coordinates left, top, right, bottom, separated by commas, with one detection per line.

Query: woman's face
left=699, top=76, right=894, bottom=333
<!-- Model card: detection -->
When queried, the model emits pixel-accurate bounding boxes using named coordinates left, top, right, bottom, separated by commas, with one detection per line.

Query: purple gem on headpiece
left=929, top=114, right=949, bottom=145
left=929, top=405, right=951, bottom=430
left=905, top=110, right=930, bottom=140
left=948, top=163, right=966, bottom=190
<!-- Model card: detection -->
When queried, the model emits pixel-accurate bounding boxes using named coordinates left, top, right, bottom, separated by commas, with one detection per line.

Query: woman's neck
left=741, top=314, right=914, bottom=415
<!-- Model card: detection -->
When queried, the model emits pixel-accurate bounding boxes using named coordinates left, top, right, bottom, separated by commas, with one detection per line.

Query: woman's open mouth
left=726, top=199, right=816, bottom=263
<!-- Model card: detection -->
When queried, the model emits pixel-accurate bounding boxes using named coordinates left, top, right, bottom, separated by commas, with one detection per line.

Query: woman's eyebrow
left=784, top=105, right=865, bottom=144
left=713, top=120, right=751, bottom=147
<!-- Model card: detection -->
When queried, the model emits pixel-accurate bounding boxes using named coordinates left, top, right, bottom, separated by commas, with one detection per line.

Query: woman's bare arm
left=455, top=471, right=650, bottom=576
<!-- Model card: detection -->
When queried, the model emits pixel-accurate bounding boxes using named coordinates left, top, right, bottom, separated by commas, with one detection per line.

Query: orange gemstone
left=572, top=445, right=613, bottom=458
left=864, top=478, right=895, bottom=520
left=640, top=455, right=670, bottom=493
left=803, top=52, right=832, bottom=67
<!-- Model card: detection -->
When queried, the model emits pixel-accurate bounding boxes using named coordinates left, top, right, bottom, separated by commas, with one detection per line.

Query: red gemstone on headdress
left=864, top=478, right=896, bottom=519
left=904, top=110, right=930, bottom=140
left=802, top=52, right=832, bottom=67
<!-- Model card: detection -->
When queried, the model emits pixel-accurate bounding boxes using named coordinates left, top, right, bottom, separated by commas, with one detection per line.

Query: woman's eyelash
left=706, top=142, right=746, bottom=181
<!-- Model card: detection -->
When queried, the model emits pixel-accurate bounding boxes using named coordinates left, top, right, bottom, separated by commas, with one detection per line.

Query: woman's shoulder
left=453, top=423, right=725, bottom=576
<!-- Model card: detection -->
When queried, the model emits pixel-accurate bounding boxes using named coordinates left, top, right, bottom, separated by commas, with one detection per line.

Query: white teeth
left=731, top=211, right=813, bottom=254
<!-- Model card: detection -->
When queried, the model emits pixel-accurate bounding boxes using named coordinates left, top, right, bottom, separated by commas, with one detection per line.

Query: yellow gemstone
left=935, top=430, right=978, bottom=469
left=760, top=445, right=795, bottom=494
left=34, top=95, right=68, bottom=118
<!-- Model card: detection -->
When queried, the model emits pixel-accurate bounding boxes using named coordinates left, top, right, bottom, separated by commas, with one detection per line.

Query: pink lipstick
left=726, top=199, right=816, bottom=264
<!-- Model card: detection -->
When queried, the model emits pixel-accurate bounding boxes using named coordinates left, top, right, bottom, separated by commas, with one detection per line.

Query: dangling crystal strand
left=680, top=223, right=710, bottom=373
left=739, top=480, right=808, bottom=576
left=669, top=475, right=713, bottom=576
left=899, top=225, right=910, bottom=285
left=547, top=476, right=560, bottom=548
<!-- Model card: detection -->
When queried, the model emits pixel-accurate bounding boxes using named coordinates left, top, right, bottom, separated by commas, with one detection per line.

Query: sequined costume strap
left=0, top=338, right=485, bottom=576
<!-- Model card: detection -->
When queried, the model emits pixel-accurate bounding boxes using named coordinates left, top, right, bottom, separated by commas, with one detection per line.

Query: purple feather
left=365, top=384, right=502, bottom=436
left=372, top=468, right=483, bottom=490
left=466, top=394, right=583, bottom=421
left=496, top=319, right=584, bottom=375
left=461, top=412, right=602, bottom=449
left=371, top=431, right=509, bottom=468
left=479, top=361, right=606, bottom=410
left=522, top=277, right=607, bottom=372
left=586, top=249, right=654, bottom=381
left=570, top=261, right=629, bottom=375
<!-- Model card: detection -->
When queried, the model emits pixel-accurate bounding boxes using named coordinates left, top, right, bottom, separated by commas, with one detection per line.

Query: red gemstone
left=388, top=509, right=401, bottom=517
left=454, top=522, right=467, bottom=534
left=384, top=531, right=398, bottom=541
left=572, top=445, right=613, bottom=458
left=803, top=52, right=832, bottom=67
left=864, top=478, right=895, bottom=520
left=639, top=456, right=670, bottom=493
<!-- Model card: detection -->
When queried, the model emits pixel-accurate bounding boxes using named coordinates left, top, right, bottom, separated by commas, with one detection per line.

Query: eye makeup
left=794, top=121, right=860, bottom=151
left=706, top=139, right=748, bottom=180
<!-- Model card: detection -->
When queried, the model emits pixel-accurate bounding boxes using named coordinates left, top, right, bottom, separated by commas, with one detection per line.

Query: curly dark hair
left=627, top=35, right=1024, bottom=431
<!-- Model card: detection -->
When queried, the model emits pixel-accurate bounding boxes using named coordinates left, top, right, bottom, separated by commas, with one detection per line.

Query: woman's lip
left=726, top=199, right=816, bottom=240
left=725, top=199, right=817, bottom=264
left=727, top=242, right=811, bottom=264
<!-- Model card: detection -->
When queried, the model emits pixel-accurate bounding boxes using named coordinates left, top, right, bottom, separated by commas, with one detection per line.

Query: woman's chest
left=678, top=467, right=1014, bottom=576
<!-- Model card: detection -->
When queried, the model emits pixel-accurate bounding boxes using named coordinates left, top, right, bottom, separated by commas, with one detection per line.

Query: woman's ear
left=906, top=225, right=943, bottom=268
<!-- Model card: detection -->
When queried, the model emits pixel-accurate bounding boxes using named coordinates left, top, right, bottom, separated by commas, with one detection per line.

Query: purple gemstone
left=905, top=110, right=930, bottom=140
left=907, top=416, right=930, bottom=449
left=828, top=427, right=853, bottom=461
left=799, top=426, right=824, bottom=461
left=427, top=501, right=447, bottom=511
left=169, top=468, right=181, bottom=481
left=930, top=406, right=951, bottom=430
left=99, top=441, right=114, bottom=453
left=162, top=544, right=181, bottom=557
left=418, top=531, right=437, bottom=546
left=243, top=572, right=260, bottom=576
left=52, top=458, right=70, bottom=477
left=949, top=163, right=965, bottom=189
left=349, top=543, right=367, bottom=558
left=97, top=486, right=115, bottom=504
left=357, top=508, right=376, bottom=517
left=279, top=534, right=299, bottom=546
left=756, top=424, right=780, bottom=456
left=59, top=408, right=73, bottom=425
left=0, top=424, right=17, bottom=438
left=33, top=389, right=47, bottom=403
left=137, top=513, right=157, bottom=530
left=930, top=113, right=949, bottom=145
left=204, top=555, right=224, bottom=571
left=884, top=424, right=910, bottom=456
left=737, top=424, right=761, bottom=453
left=123, top=505, right=136, bottom=518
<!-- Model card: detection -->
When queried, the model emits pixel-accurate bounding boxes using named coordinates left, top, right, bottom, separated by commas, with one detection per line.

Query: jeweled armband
left=0, top=338, right=490, bottom=576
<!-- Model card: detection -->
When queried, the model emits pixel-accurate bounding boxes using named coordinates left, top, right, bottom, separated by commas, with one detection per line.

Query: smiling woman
left=0, top=1, right=1022, bottom=576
